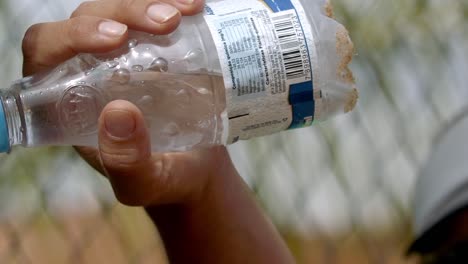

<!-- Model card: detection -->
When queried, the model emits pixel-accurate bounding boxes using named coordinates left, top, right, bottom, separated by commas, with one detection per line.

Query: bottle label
left=204, top=0, right=317, bottom=144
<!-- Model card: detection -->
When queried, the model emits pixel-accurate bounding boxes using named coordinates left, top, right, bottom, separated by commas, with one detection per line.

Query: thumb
left=98, top=100, right=157, bottom=206
left=98, top=100, right=223, bottom=206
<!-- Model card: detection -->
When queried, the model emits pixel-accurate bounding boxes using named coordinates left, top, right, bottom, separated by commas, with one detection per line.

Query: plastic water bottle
left=0, top=0, right=357, bottom=153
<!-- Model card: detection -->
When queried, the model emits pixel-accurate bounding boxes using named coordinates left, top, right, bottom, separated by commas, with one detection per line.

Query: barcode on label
left=272, top=13, right=305, bottom=80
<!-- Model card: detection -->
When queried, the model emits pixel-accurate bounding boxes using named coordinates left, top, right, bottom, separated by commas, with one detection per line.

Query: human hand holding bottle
left=21, top=0, right=295, bottom=263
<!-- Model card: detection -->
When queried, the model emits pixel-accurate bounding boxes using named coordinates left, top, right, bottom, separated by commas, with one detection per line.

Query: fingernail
left=176, top=0, right=194, bottom=4
left=147, top=3, right=179, bottom=23
left=98, top=21, right=127, bottom=38
left=104, top=110, right=136, bottom=140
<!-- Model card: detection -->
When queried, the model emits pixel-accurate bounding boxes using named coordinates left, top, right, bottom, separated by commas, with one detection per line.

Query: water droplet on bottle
left=131, top=65, right=144, bottom=72
left=138, top=95, right=153, bottom=105
left=149, top=57, right=169, bottom=72
left=85, top=67, right=95, bottom=76
left=197, top=119, right=211, bottom=129
left=77, top=81, right=86, bottom=85
left=162, top=122, right=180, bottom=136
left=196, top=87, right=210, bottom=95
left=121, top=56, right=128, bottom=63
left=111, top=68, right=131, bottom=84
left=128, top=39, right=138, bottom=48
left=39, top=91, right=43, bottom=95
left=106, top=61, right=119, bottom=68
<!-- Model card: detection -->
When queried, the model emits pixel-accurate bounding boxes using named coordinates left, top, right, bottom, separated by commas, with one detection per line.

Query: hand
left=21, top=0, right=233, bottom=207
left=22, top=2, right=295, bottom=262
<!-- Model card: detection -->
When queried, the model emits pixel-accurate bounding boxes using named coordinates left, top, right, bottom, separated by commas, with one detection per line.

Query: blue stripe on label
left=288, top=81, right=315, bottom=129
left=289, top=82, right=314, bottom=104
left=289, top=102, right=313, bottom=129
left=263, top=0, right=315, bottom=129
left=263, top=0, right=294, bottom=12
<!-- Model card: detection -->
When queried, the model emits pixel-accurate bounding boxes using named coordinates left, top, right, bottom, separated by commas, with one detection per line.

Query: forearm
left=145, top=150, right=295, bottom=264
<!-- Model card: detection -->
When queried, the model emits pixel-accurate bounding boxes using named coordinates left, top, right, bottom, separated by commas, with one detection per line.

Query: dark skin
left=21, top=0, right=295, bottom=263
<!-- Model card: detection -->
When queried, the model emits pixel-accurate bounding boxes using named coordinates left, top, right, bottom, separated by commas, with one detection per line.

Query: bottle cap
left=0, top=100, right=11, bottom=153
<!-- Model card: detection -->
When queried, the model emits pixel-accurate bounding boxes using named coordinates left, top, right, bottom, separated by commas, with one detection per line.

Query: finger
left=158, top=0, right=205, bottom=16
left=23, top=16, right=128, bottom=75
left=98, top=100, right=218, bottom=206
left=98, top=100, right=155, bottom=205
left=71, top=0, right=182, bottom=35
left=99, top=100, right=189, bottom=206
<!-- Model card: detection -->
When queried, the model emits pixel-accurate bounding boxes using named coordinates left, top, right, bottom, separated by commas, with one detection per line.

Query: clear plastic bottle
left=0, top=0, right=357, bottom=153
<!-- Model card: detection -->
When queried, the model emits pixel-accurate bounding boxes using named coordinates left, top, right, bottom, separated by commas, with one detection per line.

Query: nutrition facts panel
left=204, top=0, right=316, bottom=143
left=211, top=9, right=294, bottom=101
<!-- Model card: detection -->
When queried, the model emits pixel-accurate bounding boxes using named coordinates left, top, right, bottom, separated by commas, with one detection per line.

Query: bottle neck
left=0, top=92, right=25, bottom=151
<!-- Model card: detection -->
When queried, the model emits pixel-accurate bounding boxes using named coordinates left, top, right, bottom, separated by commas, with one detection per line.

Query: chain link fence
left=1, top=0, right=467, bottom=263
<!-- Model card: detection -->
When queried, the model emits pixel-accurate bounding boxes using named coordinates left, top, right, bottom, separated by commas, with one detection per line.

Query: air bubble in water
left=131, top=65, right=144, bottom=72
left=128, top=39, right=138, bottom=48
left=149, top=57, right=169, bottom=72
left=107, top=61, right=119, bottom=68
left=111, top=68, right=131, bottom=84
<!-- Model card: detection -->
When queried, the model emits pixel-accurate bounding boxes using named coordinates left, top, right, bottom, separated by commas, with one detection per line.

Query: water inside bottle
left=15, top=63, right=226, bottom=152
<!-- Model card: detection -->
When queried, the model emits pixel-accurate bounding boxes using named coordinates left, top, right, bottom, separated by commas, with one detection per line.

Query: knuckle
left=71, top=1, right=94, bottom=17
left=100, top=146, right=141, bottom=170
left=65, top=17, right=93, bottom=40
left=120, top=0, right=138, bottom=9
left=22, top=24, right=42, bottom=58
